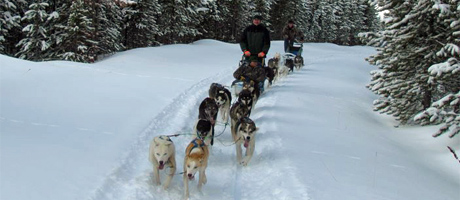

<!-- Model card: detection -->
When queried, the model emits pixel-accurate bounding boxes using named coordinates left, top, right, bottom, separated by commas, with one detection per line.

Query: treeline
left=1, top=0, right=380, bottom=63
left=360, top=0, right=459, bottom=138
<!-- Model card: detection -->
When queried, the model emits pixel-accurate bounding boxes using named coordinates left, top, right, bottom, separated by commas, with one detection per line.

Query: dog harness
left=190, top=138, right=206, bottom=151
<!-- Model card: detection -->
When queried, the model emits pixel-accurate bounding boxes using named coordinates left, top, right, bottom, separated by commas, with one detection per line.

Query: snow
left=1, top=40, right=459, bottom=200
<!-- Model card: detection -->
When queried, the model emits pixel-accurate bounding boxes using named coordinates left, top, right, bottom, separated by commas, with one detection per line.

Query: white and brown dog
left=233, top=117, right=258, bottom=166
left=208, top=83, right=232, bottom=123
left=183, top=138, right=209, bottom=199
left=148, top=135, right=176, bottom=189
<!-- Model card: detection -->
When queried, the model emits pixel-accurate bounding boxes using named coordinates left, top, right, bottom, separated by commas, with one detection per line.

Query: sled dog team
left=149, top=53, right=301, bottom=199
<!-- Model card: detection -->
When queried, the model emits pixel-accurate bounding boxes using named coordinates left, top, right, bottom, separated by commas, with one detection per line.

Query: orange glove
left=244, top=50, right=251, bottom=56
left=258, top=52, right=265, bottom=58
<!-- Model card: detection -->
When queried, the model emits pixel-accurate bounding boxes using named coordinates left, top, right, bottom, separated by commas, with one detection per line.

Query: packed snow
left=1, top=40, right=459, bottom=200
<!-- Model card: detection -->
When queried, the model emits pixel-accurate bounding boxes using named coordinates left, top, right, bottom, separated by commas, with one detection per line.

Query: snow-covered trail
left=86, top=56, right=311, bottom=200
left=83, top=76, right=300, bottom=200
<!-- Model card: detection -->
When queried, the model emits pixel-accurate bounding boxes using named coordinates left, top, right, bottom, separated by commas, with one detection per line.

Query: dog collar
left=196, top=131, right=207, bottom=140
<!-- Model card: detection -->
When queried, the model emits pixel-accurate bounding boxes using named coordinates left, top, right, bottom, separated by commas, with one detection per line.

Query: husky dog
left=193, top=119, right=212, bottom=146
left=285, top=58, right=294, bottom=72
left=198, top=97, right=218, bottom=145
left=183, top=138, right=209, bottom=199
left=238, top=89, right=254, bottom=116
left=149, top=135, right=176, bottom=189
left=294, top=55, right=304, bottom=69
left=268, top=53, right=280, bottom=83
left=230, top=101, right=250, bottom=141
left=242, top=81, right=260, bottom=105
left=233, top=117, right=258, bottom=166
left=208, top=83, right=232, bottom=122
left=265, top=66, right=276, bottom=86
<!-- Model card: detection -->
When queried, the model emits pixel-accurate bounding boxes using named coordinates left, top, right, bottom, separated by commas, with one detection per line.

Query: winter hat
left=253, top=15, right=263, bottom=20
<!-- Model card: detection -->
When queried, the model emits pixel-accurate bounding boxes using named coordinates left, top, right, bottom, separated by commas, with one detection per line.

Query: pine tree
left=303, top=0, right=318, bottom=41
left=269, top=0, right=290, bottom=39
left=311, top=0, right=336, bottom=42
left=0, top=0, right=23, bottom=55
left=122, top=0, right=160, bottom=49
left=227, top=0, right=250, bottom=42
left=53, top=0, right=97, bottom=62
left=89, top=0, right=124, bottom=58
left=158, top=0, right=200, bottom=44
left=15, top=1, right=53, bottom=61
left=362, top=0, right=456, bottom=124
left=197, top=0, right=226, bottom=41
left=414, top=0, right=460, bottom=138
left=333, top=0, right=352, bottom=45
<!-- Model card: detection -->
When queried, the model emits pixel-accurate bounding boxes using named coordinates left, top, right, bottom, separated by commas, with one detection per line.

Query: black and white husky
left=198, top=97, right=218, bottom=146
left=294, top=55, right=304, bottom=69
left=233, top=117, right=258, bottom=166
left=208, top=83, right=232, bottom=123
left=193, top=119, right=212, bottom=146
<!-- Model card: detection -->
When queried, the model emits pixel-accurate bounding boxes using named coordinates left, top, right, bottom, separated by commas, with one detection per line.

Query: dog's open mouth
left=244, top=139, right=250, bottom=148
left=159, top=161, right=165, bottom=170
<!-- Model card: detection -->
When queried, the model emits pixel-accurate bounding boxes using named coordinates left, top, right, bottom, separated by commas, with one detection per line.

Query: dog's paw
left=240, top=157, right=252, bottom=166
left=202, top=176, right=207, bottom=185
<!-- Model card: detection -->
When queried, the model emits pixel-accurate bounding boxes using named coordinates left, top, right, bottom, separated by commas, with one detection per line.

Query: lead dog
left=208, top=83, right=232, bottom=122
left=198, top=97, right=218, bottom=145
left=148, top=135, right=176, bottom=189
left=233, top=117, right=258, bottom=166
left=183, top=138, right=209, bottom=199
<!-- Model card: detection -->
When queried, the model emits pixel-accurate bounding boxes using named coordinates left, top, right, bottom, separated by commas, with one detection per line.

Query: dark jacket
left=282, top=25, right=303, bottom=41
left=240, top=24, right=271, bottom=57
left=233, top=63, right=266, bottom=84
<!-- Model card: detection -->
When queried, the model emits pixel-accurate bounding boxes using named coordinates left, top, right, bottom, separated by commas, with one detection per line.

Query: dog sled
left=286, top=41, right=303, bottom=56
left=282, top=41, right=304, bottom=71
left=231, top=58, right=266, bottom=98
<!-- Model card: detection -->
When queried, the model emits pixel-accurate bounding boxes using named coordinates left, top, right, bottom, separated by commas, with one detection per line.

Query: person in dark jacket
left=282, top=20, right=304, bottom=52
left=240, top=15, right=271, bottom=64
left=233, top=57, right=266, bottom=84
left=233, top=57, right=267, bottom=95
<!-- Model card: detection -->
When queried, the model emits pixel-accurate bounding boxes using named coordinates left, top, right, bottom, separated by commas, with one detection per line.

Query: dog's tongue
left=244, top=140, right=249, bottom=148
left=159, top=163, right=165, bottom=170
left=210, top=118, right=215, bottom=125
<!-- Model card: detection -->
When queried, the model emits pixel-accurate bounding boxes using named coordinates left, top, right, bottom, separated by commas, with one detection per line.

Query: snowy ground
left=1, top=40, right=459, bottom=200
